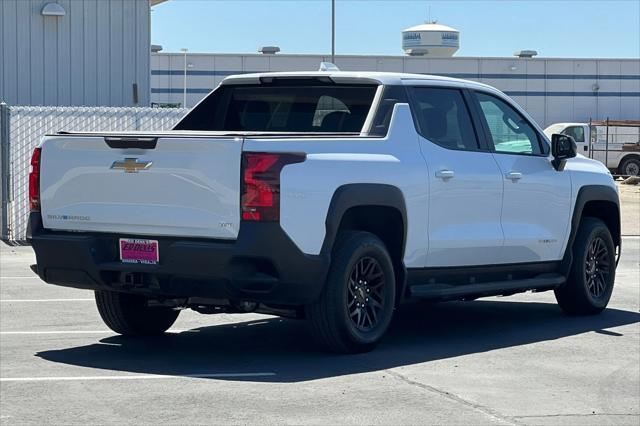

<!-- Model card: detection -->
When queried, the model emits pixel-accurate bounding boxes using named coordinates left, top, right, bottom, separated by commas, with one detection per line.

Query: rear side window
left=369, top=85, right=409, bottom=137
left=409, top=87, right=480, bottom=151
left=174, top=83, right=377, bottom=133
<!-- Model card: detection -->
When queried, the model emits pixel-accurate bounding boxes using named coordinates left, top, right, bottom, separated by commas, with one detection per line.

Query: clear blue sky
left=151, top=0, right=640, bottom=58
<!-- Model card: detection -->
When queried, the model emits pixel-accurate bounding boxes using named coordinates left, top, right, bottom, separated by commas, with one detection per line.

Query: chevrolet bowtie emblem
left=110, top=158, right=153, bottom=173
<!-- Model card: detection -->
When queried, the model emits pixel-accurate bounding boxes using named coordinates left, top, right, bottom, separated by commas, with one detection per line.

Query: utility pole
left=180, top=48, right=188, bottom=107
left=331, top=0, right=335, bottom=63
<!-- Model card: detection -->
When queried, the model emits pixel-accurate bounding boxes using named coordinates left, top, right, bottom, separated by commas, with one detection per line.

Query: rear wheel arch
left=322, top=184, right=407, bottom=304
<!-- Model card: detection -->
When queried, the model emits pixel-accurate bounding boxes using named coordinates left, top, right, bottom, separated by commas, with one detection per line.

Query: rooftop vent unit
left=319, top=62, right=340, bottom=72
left=259, top=46, right=280, bottom=55
left=41, top=2, right=66, bottom=16
left=514, top=50, right=538, bottom=58
left=151, top=44, right=163, bottom=53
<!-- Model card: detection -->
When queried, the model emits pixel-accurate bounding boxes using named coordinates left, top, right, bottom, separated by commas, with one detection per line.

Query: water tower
left=402, top=22, right=460, bottom=57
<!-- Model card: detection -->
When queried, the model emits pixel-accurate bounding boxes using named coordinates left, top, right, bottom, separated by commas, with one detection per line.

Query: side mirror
left=551, top=133, right=577, bottom=171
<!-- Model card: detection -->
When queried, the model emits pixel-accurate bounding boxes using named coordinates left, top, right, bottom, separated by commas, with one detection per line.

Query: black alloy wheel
left=584, top=236, right=611, bottom=299
left=555, top=217, right=616, bottom=315
left=347, top=256, right=386, bottom=332
left=306, top=231, right=396, bottom=353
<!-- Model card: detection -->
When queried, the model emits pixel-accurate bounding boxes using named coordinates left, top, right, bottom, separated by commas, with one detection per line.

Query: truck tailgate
left=39, top=135, right=242, bottom=239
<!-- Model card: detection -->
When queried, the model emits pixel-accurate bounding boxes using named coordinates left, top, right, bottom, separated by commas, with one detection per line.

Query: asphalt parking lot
left=0, top=238, right=638, bottom=425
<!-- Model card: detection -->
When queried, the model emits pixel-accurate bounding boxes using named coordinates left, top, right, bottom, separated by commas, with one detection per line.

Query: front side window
left=476, top=92, right=543, bottom=155
left=562, top=126, right=585, bottom=143
left=174, top=82, right=377, bottom=133
left=410, top=87, right=480, bottom=151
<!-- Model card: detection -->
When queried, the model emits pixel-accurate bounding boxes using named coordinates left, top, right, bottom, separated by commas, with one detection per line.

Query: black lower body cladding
left=27, top=213, right=330, bottom=305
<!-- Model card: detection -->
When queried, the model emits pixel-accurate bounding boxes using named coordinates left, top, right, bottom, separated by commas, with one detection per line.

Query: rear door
left=409, top=86, right=505, bottom=267
left=471, top=91, right=572, bottom=263
left=40, top=134, right=243, bottom=239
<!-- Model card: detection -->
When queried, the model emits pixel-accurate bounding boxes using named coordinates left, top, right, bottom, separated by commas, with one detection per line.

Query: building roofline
left=152, top=52, right=640, bottom=62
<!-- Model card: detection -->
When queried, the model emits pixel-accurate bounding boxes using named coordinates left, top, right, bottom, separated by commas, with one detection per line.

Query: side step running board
left=409, top=274, right=565, bottom=300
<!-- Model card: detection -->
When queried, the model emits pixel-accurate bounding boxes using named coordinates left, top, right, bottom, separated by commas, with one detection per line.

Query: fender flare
left=561, top=184, right=621, bottom=274
left=321, top=183, right=408, bottom=256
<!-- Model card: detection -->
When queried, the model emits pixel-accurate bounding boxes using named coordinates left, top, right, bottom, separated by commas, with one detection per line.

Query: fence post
left=604, top=117, right=610, bottom=172
left=0, top=102, right=11, bottom=241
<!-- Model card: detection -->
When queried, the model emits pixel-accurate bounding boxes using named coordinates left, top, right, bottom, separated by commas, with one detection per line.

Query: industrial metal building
left=0, top=0, right=162, bottom=106
left=151, top=53, right=640, bottom=127
left=1, top=0, right=637, bottom=126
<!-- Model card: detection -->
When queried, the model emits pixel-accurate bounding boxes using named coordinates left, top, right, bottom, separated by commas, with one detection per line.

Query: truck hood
left=564, top=154, right=612, bottom=174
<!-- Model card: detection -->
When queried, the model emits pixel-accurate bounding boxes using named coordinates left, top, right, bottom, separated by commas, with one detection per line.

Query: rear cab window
left=174, top=79, right=378, bottom=133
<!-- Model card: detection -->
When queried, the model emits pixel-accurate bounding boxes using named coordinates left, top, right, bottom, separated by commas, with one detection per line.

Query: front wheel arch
left=561, top=185, right=621, bottom=276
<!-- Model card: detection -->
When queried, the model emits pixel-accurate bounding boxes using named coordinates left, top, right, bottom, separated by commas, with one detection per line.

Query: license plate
left=119, top=238, right=159, bottom=264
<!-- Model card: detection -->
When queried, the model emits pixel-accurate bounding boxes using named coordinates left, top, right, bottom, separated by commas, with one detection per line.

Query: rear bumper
left=27, top=213, right=329, bottom=306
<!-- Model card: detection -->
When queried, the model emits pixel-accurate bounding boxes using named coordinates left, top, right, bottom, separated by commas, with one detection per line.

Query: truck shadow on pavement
left=36, top=300, right=640, bottom=383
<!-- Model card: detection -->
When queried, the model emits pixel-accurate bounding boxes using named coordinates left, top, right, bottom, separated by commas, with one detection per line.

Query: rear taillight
left=29, top=147, right=41, bottom=211
left=241, top=152, right=305, bottom=221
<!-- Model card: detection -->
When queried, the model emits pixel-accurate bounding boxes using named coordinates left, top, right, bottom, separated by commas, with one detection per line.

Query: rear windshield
left=174, top=83, right=378, bottom=133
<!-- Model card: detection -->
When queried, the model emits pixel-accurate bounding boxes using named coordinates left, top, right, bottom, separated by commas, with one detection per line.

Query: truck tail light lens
left=241, top=152, right=305, bottom=221
left=29, top=148, right=42, bottom=212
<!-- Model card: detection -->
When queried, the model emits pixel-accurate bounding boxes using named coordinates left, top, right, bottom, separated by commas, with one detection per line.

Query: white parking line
left=0, top=276, right=40, bottom=279
left=0, top=330, right=112, bottom=335
left=0, top=372, right=276, bottom=382
left=0, top=299, right=94, bottom=302
left=0, top=329, right=190, bottom=335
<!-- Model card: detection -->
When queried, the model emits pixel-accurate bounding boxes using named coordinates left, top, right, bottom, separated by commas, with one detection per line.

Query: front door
left=473, top=91, right=572, bottom=263
left=410, top=86, right=505, bottom=267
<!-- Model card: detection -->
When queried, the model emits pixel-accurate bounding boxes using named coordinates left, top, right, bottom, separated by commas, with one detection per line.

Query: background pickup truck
left=28, top=67, right=621, bottom=353
left=544, top=121, right=640, bottom=177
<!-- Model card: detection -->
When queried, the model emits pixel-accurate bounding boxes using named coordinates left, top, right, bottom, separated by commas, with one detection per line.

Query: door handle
left=505, top=171, right=522, bottom=181
left=435, top=169, right=455, bottom=180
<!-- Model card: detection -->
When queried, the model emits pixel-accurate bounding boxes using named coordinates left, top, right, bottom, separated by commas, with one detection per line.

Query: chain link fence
left=0, top=104, right=189, bottom=244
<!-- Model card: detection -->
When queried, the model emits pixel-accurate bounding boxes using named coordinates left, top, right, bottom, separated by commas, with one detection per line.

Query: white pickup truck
left=544, top=121, right=640, bottom=176
left=28, top=68, right=621, bottom=353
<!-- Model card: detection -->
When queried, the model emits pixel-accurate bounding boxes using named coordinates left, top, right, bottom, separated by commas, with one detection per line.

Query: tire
left=555, top=217, right=616, bottom=315
left=306, top=231, right=396, bottom=353
left=618, top=157, right=640, bottom=177
left=95, top=290, right=179, bottom=335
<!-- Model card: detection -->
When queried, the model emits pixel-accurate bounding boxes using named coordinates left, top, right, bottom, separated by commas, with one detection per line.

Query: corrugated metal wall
left=151, top=53, right=640, bottom=127
left=0, top=0, right=150, bottom=106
